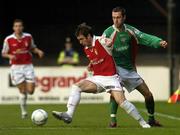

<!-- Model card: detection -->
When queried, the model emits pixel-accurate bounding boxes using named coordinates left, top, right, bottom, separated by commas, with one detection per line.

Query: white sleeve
left=99, top=31, right=117, bottom=48
left=99, top=36, right=113, bottom=47
left=98, top=36, right=113, bottom=55
left=1, top=40, right=9, bottom=54
left=30, top=36, right=37, bottom=49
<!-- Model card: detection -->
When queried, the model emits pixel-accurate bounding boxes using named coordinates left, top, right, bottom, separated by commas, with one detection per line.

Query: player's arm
left=1, top=39, right=16, bottom=60
left=2, top=53, right=16, bottom=60
left=30, top=36, right=44, bottom=58
left=87, top=62, right=93, bottom=71
left=102, top=27, right=112, bottom=38
left=99, top=36, right=113, bottom=47
left=100, top=30, right=117, bottom=49
left=31, top=48, right=44, bottom=58
left=128, top=25, right=167, bottom=48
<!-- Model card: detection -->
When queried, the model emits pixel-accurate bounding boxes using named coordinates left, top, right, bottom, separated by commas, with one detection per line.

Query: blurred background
left=0, top=0, right=179, bottom=103
left=0, top=0, right=179, bottom=65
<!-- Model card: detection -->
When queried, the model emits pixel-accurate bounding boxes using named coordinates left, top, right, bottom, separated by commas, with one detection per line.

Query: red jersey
left=84, top=35, right=117, bottom=76
left=2, top=33, right=36, bottom=65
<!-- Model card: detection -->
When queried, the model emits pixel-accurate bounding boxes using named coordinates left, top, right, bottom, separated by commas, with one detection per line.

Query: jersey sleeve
left=30, top=36, right=37, bottom=49
left=103, top=27, right=112, bottom=38
left=127, top=25, right=162, bottom=48
left=1, top=39, right=9, bottom=54
left=98, top=36, right=113, bottom=48
left=100, top=29, right=117, bottom=48
left=98, top=32, right=117, bottom=55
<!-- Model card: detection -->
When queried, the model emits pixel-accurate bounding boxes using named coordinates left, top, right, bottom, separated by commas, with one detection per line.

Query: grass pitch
left=0, top=102, right=180, bottom=135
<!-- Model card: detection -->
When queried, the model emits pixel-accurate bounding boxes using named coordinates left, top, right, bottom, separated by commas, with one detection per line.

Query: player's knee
left=27, top=89, right=35, bottom=95
left=19, top=90, right=26, bottom=94
left=28, top=91, right=34, bottom=95
left=111, top=91, right=126, bottom=105
left=72, top=85, right=81, bottom=91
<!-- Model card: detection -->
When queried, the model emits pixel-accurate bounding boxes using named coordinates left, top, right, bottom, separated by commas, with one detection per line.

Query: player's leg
left=18, top=64, right=36, bottom=118
left=136, top=81, right=162, bottom=126
left=111, top=90, right=150, bottom=128
left=24, top=64, right=36, bottom=95
left=17, top=82, right=28, bottom=118
left=52, top=80, right=97, bottom=123
left=66, top=80, right=97, bottom=117
left=26, top=82, right=35, bottom=95
left=109, top=95, right=118, bottom=127
left=118, top=66, right=162, bottom=126
left=10, top=65, right=28, bottom=118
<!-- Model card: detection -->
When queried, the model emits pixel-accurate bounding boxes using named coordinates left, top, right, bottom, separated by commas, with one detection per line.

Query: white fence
left=0, top=66, right=170, bottom=104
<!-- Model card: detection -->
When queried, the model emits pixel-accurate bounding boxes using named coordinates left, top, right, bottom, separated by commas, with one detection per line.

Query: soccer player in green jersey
left=103, top=7, right=167, bottom=127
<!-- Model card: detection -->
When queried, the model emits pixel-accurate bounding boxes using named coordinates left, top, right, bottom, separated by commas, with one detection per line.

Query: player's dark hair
left=75, top=23, right=93, bottom=37
left=13, top=19, right=24, bottom=26
left=112, top=6, right=126, bottom=16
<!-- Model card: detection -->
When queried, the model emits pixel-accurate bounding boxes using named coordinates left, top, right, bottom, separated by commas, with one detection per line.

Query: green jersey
left=103, top=24, right=162, bottom=70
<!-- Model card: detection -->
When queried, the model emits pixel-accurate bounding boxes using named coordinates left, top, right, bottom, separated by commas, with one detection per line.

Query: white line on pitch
left=0, top=127, right=144, bottom=130
left=140, top=109, right=180, bottom=121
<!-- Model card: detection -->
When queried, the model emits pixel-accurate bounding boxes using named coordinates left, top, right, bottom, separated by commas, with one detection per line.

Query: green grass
left=0, top=102, right=180, bottom=135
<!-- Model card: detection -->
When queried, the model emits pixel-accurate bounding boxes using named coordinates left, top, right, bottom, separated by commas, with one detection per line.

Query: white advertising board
left=0, top=66, right=170, bottom=104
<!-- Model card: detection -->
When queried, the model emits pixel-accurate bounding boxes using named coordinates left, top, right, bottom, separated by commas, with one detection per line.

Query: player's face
left=77, top=34, right=92, bottom=47
left=112, top=11, right=125, bottom=28
left=13, top=22, right=24, bottom=34
left=65, top=43, right=72, bottom=51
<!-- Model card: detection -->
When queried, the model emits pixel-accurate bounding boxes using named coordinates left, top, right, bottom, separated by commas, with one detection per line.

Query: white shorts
left=117, top=66, right=143, bottom=93
left=85, top=74, right=122, bottom=93
left=10, top=64, right=35, bottom=85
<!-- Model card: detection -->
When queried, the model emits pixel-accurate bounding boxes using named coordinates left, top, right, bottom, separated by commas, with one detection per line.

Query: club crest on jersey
left=12, top=44, right=17, bottom=46
left=94, top=49, right=98, bottom=55
left=120, top=38, right=127, bottom=43
left=25, top=41, right=28, bottom=47
left=90, top=48, right=98, bottom=55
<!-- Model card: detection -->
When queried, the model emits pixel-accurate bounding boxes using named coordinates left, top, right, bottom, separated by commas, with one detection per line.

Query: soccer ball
left=31, top=109, right=48, bottom=126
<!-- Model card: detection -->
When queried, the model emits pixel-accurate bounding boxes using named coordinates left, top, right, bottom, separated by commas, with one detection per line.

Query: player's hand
left=87, top=63, right=92, bottom=71
left=8, top=55, right=16, bottom=60
left=160, top=40, right=167, bottom=48
left=37, top=50, right=44, bottom=58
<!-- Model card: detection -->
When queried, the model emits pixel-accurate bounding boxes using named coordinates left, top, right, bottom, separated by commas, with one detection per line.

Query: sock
left=145, top=96, right=155, bottom=121
left=19, top=93, right=27, bottom=115
left=66, top=85, right=81, bottom=117
left=120, top=100, right=146, bottom=126
left=110, top=96, right=118, bottom=123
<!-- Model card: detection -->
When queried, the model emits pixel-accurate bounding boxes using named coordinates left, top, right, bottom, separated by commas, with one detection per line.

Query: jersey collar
left=12, top=33, right=26, bottom=39
left=112, top=24, right=127, bottom=32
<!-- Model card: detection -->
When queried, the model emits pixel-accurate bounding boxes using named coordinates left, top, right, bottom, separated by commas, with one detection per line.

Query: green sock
left=110, top=96, right=118, bottom=123
left=148, top=113, right=155, bottom=121
left=145, top=95, right=155, bottom=121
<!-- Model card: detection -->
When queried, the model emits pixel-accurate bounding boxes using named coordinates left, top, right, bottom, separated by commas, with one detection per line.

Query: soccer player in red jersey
left=52, top=23, right=151, bottom=128
left=1, top=19, right=44, bottom=118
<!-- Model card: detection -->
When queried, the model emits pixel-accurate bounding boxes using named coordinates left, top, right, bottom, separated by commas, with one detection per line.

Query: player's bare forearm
left=87, top=62, right=93, bottom=71
left=31, top=48, right=44, bottom=58
left=1, top=53, right=16, bottom=60
left=31, top=47, right=40, bottom=54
